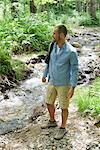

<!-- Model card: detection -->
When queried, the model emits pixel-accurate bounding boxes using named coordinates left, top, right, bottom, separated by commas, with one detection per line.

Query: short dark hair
left=56, top=25, right=67, bottom=37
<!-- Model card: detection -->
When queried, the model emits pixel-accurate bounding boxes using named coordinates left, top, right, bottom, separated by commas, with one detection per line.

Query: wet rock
left=86, top=142, right=100, bottom=150
left=4, top=94, right=9, bottom=99
left=0, top=75, right=18, bottom=93
left=26, top=58, right=37, bottom=65
left=94, top=115, right=100, bottom=128
left=38, top=54, right=46, bottom=60
left=84, top=69, right=93, bottom=74
left=29, top=143, right=35, bottom=149
left=0, top=142, right=5, bottom=148
left=78, top=71, right=86, bottom=84
left=77, top=55, right=100, bottom=85
left=72, top=41, right=82, bottom=48
left=94, top=120, right=100, bottom=127
left=0, top=76, right=11, bottom=92
left=0, top=118, right=5, bottom=123
left=0, top=118, right=27, bottom=135
left=26, top=56, right=43, bottom=65
left=22, top=68, right=33, bottom=80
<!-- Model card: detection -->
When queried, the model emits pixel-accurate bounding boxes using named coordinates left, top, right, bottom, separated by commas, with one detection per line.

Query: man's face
left=52, top=28, right=60, bottom=43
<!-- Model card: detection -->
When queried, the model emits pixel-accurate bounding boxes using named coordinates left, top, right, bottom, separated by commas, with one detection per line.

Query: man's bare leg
left=47, top=103, right=55, bottom=121
left=54, top=108, right=68, bottom=139
left=60, top=108, right=68, bottom=128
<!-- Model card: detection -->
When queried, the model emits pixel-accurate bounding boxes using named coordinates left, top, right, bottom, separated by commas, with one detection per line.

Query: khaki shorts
left=45, top=84, right=70, bottom=109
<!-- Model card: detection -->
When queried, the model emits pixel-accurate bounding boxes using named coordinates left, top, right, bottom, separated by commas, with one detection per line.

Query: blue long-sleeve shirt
left=43, top=41, right=78, bottom=87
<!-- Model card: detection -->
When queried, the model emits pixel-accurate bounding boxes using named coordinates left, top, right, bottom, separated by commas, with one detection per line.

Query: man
left=42, top=25, right=78, bottom=140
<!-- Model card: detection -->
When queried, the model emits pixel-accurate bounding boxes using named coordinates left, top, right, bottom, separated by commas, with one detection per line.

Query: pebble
left=0, top=142, right=5, bottom=148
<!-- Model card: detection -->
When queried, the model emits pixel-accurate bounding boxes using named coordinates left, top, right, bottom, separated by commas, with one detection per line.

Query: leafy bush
left=26, top=21, right=52, bottom=51
left=0, top=49, right=12, bottom=75
left=0, top=15, right=52, bottom=54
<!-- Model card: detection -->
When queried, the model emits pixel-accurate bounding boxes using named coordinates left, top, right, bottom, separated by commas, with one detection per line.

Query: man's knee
left=46, top=103, right=54, bottom=107
left=62, top=108, right=68, bottom=112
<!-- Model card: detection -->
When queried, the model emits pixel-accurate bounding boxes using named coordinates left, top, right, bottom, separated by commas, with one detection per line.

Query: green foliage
left=74, top=78, right=100, bottom=116
left=0, top=48, right=25, bottom=80
left=78, top=13, right=92, bottom=26
left=79, top=12, right=100, bottom=26
left=26, top=21, right=52, bottom=51
left=0, top=49, right=12, bottom=75
left=36, top=0, right=56, bottom=5
left=0, top=15, right=52, bottom=54
left=11, top=59, right=25, bottom=80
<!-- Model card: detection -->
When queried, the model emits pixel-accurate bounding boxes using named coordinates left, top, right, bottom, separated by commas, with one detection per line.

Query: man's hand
left=67, top=87, right=75, bottom=100
left=42, top=77, right=46, bottom=82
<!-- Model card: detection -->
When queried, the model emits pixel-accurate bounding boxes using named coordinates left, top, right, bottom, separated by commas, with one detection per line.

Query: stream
left=0, top=63, right=47, bottom=135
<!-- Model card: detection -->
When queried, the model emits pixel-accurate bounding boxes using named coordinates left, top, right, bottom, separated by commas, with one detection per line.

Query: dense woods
left=1, top=0, right=99, bottom=20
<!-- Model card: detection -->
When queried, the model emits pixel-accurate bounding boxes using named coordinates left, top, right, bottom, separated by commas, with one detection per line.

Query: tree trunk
left=76, top=0, right=82, bottom=12
left=88, top=0, right=97, bottom=20
left=96, top=0, right=100, bottom=11
left=30, top=0, right=37, bottom=14
left=3, top=1, right=6, bottom=17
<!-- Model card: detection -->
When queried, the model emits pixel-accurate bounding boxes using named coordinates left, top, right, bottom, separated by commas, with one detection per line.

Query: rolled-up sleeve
left=43, top=64, right=49, bottom=77
left=70, top=51, right=78, bottom=87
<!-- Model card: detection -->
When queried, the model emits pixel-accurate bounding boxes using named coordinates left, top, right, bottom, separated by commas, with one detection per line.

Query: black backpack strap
left=45, top=41, right=54, bottom=64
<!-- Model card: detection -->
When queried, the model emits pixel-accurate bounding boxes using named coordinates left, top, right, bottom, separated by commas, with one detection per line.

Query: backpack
left=45, top=41, right=54, bottom=64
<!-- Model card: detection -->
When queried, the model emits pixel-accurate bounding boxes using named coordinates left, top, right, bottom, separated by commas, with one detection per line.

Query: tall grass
left=74, top=78, right=100, bottom=116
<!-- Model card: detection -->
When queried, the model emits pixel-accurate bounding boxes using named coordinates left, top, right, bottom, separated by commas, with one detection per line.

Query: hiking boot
left=54, top=128, right=67, bottom=140
left=41, top=120, right=57, bottom=129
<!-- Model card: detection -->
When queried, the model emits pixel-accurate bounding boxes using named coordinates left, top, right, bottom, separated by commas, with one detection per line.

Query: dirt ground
left=0, top=102, right=99, bottom=150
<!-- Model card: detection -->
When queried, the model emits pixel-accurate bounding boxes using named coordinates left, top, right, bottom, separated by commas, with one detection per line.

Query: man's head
left=53, top=25, right=67, bottom=43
